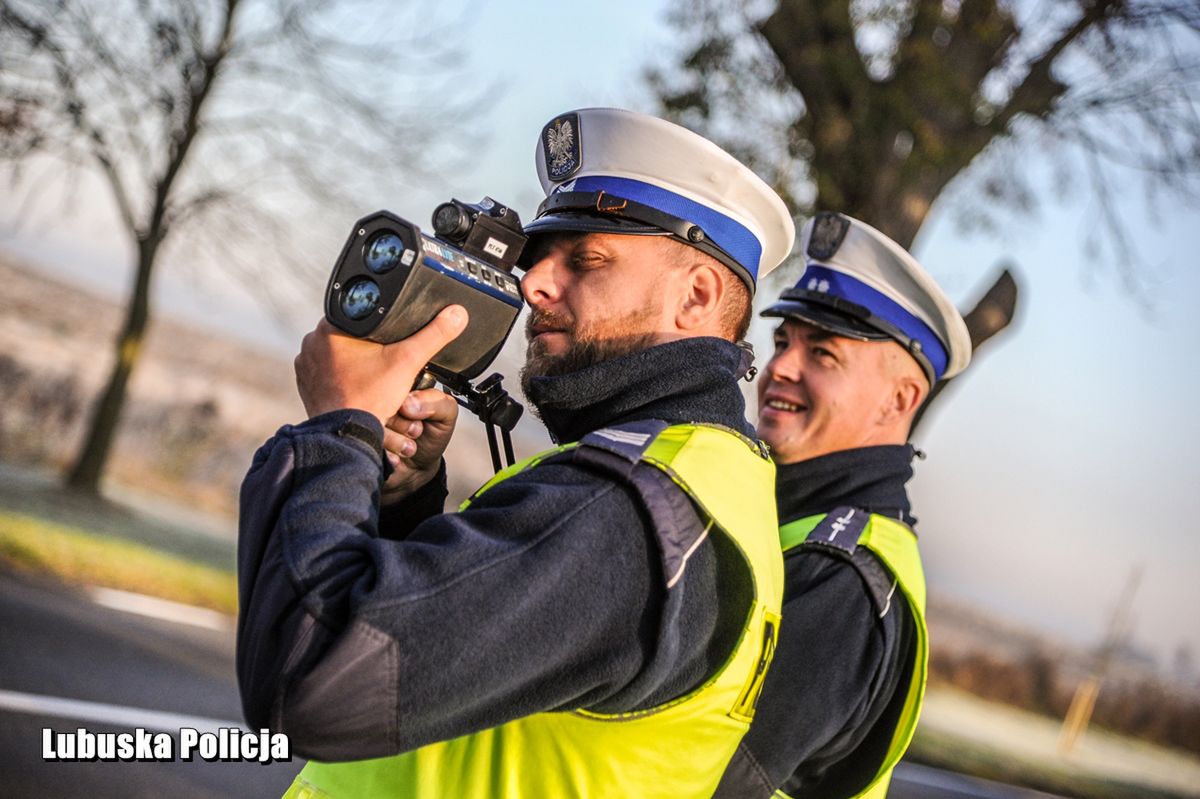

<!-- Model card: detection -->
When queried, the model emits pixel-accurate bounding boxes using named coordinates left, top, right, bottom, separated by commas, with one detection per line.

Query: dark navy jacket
left=235, top=337, right=758, bottom=761
left=715, top=446, right=919, bottom=798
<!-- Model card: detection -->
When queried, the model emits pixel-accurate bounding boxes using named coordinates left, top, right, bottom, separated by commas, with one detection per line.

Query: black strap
left=797, top=506, right=899, bottom=618
left=545, top=420, right=709, bottom=590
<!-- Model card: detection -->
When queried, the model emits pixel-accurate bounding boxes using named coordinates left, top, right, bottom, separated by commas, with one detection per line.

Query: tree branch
left=994, top=0, right=1125, bottom=131
left=3, top=4, right=145, bottom=237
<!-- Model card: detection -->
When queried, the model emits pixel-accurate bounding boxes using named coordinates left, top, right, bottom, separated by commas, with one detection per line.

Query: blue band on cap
left=797, top=265, right=949, bottom=379
left=567, top=175, right=763, bottom=280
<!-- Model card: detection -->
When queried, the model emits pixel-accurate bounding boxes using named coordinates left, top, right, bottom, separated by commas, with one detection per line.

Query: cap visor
left=760, top=299, right=891, bottom=341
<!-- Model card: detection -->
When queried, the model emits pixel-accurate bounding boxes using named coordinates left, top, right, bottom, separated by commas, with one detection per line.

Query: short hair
left=722, top=275, right=752, bottom=341
left=660, top=237, right=753, bottom=342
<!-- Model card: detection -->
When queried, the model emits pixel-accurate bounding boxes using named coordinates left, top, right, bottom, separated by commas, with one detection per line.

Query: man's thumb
left=387, top=305, right=469, bottom=372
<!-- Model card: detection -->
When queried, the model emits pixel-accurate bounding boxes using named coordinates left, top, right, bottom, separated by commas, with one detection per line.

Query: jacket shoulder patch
left=802, top=505, right=867, bottom=556
left=577, top=419, right=671, bottom=466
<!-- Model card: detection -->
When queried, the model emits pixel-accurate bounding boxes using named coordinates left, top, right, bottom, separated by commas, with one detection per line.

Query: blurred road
left=0, top=574, right=301, bottom=798
left=891, top=762, right=1067, bottom=798
left=0, top=573, right=1067, bottom=799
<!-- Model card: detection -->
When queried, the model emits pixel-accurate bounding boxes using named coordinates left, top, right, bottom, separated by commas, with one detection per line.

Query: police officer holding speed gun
left=236, top=107, right=794, bottom=797
left=714, top=213, right=971, bottom=798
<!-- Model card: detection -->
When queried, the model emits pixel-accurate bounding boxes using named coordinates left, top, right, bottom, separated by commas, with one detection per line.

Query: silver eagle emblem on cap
left=543, top=114, right=581, bottom=181
left=807, top=212, right=851, bottom=261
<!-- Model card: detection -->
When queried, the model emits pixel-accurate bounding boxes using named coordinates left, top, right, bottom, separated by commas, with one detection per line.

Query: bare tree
left=647, top=0, right=1200, bottom=421
left=0, top=0, right=477, bottom=494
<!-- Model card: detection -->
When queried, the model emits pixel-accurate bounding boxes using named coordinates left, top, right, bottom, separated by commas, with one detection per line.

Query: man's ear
left=877, top=344, right=929, bottom=427
left=676, top=261, right=724, bottom=332
left=881, top=372, right=927, bottom=428
left=896, top=376, right=927, bottom=419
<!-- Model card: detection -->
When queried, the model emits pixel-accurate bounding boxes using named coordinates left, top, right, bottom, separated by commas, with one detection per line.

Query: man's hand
left=381, top=388, right=460, bottom=501
left=295, top=306, right=469, bottom=425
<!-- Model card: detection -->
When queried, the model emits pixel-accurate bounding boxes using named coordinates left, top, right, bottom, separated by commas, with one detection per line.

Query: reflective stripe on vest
left=286, top=422, right=783, bottom=799
left=772, top=511, right=928, bottom=799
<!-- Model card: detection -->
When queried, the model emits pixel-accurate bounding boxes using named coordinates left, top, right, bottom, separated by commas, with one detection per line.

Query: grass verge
left=0, top=510, right=236, bottom=615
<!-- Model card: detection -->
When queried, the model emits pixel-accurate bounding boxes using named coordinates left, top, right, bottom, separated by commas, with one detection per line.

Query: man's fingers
left=386, top=416, right=423, bottom=438
left=400, top=388, right=460, bottom=423
left=383, top=428, right=416, bottom=458
left=295, top=309, right=466, bottom=425
left=385, top=305, right=469, bottom=375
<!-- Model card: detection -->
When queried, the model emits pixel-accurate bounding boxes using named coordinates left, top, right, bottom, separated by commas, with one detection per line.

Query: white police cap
left=762, top=212, right=971, bottom=383
left=524, top=107, right=795, bottom=292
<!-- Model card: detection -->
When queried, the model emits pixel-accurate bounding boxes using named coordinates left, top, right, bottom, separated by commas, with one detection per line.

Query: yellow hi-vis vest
left=285, top=421, right=784, bottom=799
left=774, top=509, right=929, bottom=799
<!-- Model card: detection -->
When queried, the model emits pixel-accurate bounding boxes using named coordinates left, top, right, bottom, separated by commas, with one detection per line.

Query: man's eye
left=571, top=252, right=606, bottom=271
left=813, top=347, right=835, bottom=360
left=772, top=338, right=787, bottom=352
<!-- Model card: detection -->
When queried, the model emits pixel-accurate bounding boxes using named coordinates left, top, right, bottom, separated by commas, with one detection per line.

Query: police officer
left=714, top=212, right=971, bottom=799
left=236, top=108, right=794, bottom=798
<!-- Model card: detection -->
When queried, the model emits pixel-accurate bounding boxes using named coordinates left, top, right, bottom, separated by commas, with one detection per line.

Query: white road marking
left=87, top=587, right=231, bottom=631
left=0, top=689, right=240, bottom=734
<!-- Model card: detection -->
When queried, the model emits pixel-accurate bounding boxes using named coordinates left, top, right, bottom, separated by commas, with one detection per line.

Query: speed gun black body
left=324, top=198, right=528, bottom=382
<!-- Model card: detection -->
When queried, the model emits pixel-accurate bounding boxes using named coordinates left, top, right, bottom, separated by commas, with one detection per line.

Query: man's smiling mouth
left=765, top=399, right=806, bottom=412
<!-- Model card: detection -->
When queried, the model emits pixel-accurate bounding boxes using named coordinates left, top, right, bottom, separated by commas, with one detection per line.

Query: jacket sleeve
left=377, top=459, right=449, bottom=540
left=712, top=548, right=913, bottom=798
left=235, top=409, right=669, bottom=762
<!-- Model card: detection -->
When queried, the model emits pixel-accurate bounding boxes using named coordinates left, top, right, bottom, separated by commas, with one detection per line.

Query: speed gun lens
left=365, top=232, right=405, bottom=274
left=341, top=278, right=382, bottom=320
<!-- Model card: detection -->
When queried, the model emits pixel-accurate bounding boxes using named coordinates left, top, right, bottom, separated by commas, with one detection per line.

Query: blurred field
left=0, top=256, right=307, bottom=521
left=913, top=686, right=1200, bottom=798
left=926, top=601, right=1200, bottom=763
left=0, top=254, right=520, bottom=517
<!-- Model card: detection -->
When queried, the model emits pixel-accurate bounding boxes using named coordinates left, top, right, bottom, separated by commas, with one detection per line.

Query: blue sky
left=3, top=1, right=1197, bottom=669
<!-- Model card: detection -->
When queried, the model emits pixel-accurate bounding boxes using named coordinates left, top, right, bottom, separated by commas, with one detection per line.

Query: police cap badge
left=542, top=113, right=581, bottom=182
left=806, top=212, right=851, bottom=261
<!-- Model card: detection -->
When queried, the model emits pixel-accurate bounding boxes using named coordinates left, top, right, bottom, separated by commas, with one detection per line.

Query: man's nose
left=520, top=256, right=561, bottom=308
left=766, top=347, right=804, bottom=383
